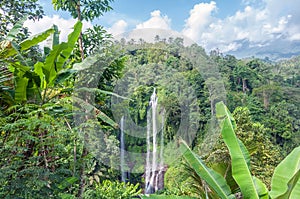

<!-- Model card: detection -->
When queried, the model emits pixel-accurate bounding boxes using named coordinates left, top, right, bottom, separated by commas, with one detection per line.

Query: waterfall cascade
left=145, top=88, right=166, bottom=194
left=119, top=88, right=166, bottom=193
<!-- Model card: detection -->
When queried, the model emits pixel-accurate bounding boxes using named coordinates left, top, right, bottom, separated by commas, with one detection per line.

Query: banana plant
left=269, top=146, right=300, bottom=198
left=180, top=141, right=236, bottom=199
left=177, top=101, right=299, bottom=199
left=1, top=18, right=82, bottom=104
left=216, top=101, right=300, bottom=198
left=216, top=101, right=266, bottom=198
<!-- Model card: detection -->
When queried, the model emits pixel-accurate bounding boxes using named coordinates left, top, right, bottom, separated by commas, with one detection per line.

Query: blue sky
left=25, top=0, right=300, bottom=58
left=95, top=0, right=242, bottom=30
left=39, top=0, right=243, bottom=31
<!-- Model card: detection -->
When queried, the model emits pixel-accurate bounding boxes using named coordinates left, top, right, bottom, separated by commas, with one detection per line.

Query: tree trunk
left=263, top=89, right=269, bottom=110
left=76, top=1, right=84, bottom=61
left=242, top=79, right=247, bottom=93
left=75, top=2, right=87, bottom=198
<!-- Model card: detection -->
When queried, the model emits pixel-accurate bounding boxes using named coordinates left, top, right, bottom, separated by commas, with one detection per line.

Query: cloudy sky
left=24, top=0, right=300, bottom=57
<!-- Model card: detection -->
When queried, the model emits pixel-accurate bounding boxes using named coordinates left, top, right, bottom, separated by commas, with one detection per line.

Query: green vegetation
left=179, top=102, right=300, bottom=199
left=0, top=0, right=299, bottom=198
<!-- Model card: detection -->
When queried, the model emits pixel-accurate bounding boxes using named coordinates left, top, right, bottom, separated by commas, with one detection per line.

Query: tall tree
left=52, top=0, right=114, bottom=60
left=0, top=0, right=44, bottom=39
left=51, top=1, right=115, bottom=197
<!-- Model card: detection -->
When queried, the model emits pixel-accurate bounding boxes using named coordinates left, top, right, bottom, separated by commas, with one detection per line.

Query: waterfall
left=150, top=88, right=158, bottom=192
left=155, top=109, right=165, bottom=191
left=120, top=116, right=126, bottom=182
left=145, top=88, right=165, bottom=194
left=145, top=111, right=151, bottom=190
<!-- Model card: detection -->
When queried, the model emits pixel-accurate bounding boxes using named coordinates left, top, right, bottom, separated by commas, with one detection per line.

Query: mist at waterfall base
left=119, top=89, right=166, bottom=194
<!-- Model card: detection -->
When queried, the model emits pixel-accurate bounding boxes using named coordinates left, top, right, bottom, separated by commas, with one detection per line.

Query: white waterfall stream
left=155, top=109, right=165, bottom=191
left=145, top=111, right=151, bottom=191
left=145, top=88, right=165, bottom=194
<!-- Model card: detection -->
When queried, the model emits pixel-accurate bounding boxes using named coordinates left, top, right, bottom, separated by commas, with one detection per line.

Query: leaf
left=1, top=18, right=53, bottom=59
left=73, top=54, right=99, bottom=71
left=55, top=69, right=77, bottom=84
left=238, top=139, right=250, bottom=169
left=216, top=101, right=259, bottom=198
left=76, top=87, right=132, bottom=100
left=210, top=163, right=239, bottom=193
left=43, top=21, right=82, bottom=85
left=96, top=108, right=119, bottom=128
left=15, top=77, right=29, bottom=103
left=73, top=96, right=118, bottom=128
left=44, top=25, right=59, bottom=55
left=34, top=62, right=46, bottom=89
left=52, top=24, right=60, bottom=47
left=43, top=43, right=68, bottom=84
left=140, top=195, right=197, bottom=199
left=180, top=140, right=236, bottom=199
left=20, top=28, right=54, bottom=51
left=6, top=16, right=27, bottom=41
left=57, top=176, right=78, bottom=190
left=270, top=146, right=300, bottom=199
left=253, top=176, right=269, bottom=199
left=56, top=21, right=82, bottom=72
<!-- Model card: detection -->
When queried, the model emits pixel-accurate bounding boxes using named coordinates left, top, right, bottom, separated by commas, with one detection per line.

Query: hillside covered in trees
left=0, top=0, right=299, bottom=198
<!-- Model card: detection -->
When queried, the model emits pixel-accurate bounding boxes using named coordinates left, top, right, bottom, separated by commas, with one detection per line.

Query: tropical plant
left=0, top=0, right=44, bottom=39
left=0, top=102, right=79, bottom=198
left=84, top=180, right=142, bottom=199
left=0, top=18, right=82, bottom=105
left=0, top=17, right=126, bottom=198
left=141, top=194, right=197, bottom=199
left=0, top=65, right=13, bottom=108
left=52, top=0, right=114, bottom=60
left=177, top=101, right=300, bottom=199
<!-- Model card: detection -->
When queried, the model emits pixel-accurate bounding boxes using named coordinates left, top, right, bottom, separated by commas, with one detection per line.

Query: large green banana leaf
left=2, top=18, right=54, bottom=58
left=43, top=21, right=82, bottom=85
left=180, top=140, right=236, bottom=199
left=270, top=146, right=300, bottom=198
left=6, top=16, right=27, bottom=41
left=216, top=101, right=259, bottom=198
left=140, top=195, right=197, bottom=199
left=253, top=176, right=269, bottom=199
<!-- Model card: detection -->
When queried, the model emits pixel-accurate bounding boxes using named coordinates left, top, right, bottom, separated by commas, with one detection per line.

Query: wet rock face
left=144, top=165, right=168, bottom=194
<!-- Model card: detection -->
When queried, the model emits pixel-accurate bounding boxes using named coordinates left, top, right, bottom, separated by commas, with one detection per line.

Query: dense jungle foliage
left=0, top=0, right=299, bottom=198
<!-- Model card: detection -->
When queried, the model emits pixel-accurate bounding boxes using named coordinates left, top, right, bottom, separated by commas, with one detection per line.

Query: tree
left=264, top=101, right=299, bottom=153
left=51, top=2, right=117, bottom=196
left=0, top=0, right=44, bottom=40
left=52, top=0, right=114, bottom=60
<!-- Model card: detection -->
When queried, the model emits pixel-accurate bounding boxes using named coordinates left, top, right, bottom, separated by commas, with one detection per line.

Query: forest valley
left=0, top=0, right=299, bottom=198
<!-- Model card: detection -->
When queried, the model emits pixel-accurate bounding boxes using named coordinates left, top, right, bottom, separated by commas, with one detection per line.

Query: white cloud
left=181, top=0, right=300, bottom=53
left=182, top=1, right=217, bottom=42
left=24, top=15, right=92, bottom=42
left=107, top=20, right=128, bottom=36
left=289, top=33, right=300, bottom=41
left=136, top=10, right=171, bottom=30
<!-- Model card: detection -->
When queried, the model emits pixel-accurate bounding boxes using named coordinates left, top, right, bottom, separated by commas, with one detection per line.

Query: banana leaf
left=6, top=16, right=27, bottom=41
left=4, top=20, right=54, bottom=58
left=216, top=101, right=259, bottom=198
left=140, top=194, right=197, bottom=199
left=73, top=96, right=118, bottom=129
left=270, top=146, right=300, bottom=198
left=43, top=21, right=82, bottom=85
left=20, top=28, right=55, bottom=51
left=180, top=140, right=236, bottom=199
left=253, top=176, right=269, bottom=199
